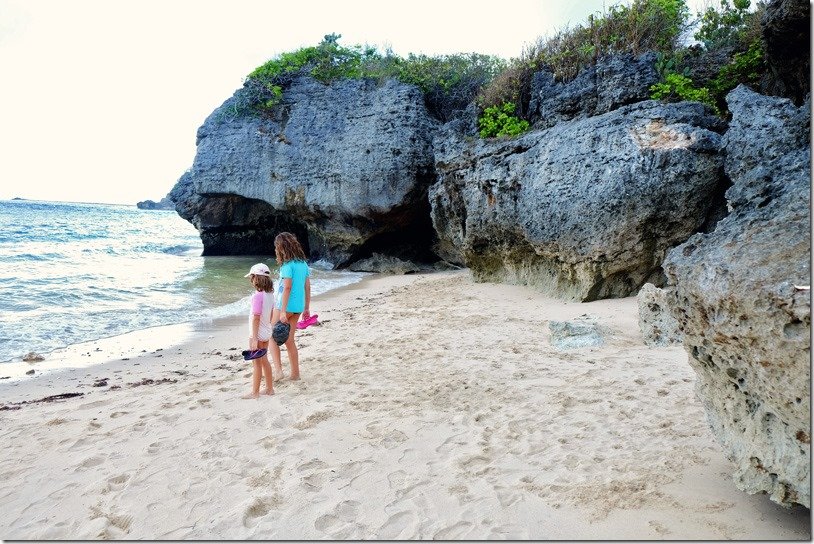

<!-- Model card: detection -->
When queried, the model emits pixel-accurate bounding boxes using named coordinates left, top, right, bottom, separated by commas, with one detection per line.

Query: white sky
left=0, top=0, right=707, bottom=205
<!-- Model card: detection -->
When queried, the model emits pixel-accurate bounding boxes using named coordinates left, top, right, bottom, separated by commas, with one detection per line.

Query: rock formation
left=136, top=195, right=174, bottom=210
left=430, top=100, right=727, bottom=301
left=549, top=319, right=604, bottom=350
left=663, top=85, right=810, bottom=508
left=170, top=77, right=439, bottom=263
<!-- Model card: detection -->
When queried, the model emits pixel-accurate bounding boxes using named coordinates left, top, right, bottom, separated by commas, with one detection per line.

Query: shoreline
left=0, top=270, right=371, bottom=379
left=0, top=269, right=809, bottom=539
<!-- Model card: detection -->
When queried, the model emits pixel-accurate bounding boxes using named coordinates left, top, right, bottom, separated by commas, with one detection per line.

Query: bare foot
left=263, top=389, right=275, bottom=396
left=272, top=369, right=285, bottom=382
left=241, top=392, right=259, bottom=400
left=289, top=374, right=301, bottom=381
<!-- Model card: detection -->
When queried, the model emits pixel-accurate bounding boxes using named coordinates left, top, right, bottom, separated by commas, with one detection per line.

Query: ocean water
left=0, top=199, right=365, bottom=363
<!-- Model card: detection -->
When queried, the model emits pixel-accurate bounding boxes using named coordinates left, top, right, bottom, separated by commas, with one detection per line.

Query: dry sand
left=0, top=270, right=809, bottom=539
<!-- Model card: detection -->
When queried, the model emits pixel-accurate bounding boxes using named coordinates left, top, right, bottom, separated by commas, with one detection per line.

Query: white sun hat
left=245, top=263, right=271, bottom=277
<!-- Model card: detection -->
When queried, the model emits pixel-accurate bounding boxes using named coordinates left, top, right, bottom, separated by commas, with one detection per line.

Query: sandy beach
left=0, top=269, right=809, bottom=540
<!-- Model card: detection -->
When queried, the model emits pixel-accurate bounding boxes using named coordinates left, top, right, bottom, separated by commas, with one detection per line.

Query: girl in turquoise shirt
left=271, top=232, right=311, bottom=381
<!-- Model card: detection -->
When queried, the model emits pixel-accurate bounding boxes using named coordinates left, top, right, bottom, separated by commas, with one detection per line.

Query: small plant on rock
left=478, top=102, right=530, bottom=138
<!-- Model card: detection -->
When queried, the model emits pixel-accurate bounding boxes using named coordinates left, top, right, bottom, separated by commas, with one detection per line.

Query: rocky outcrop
left=663, top=85, right=810, bottom=508
left=348, top=254, right=423, bottom=275
left=528, top=53, right=659, bottom=129
left=760, top=0, right=810, bottom=105
left=136, top=195, right=174, bottom=210
left=430, top=100, right=727, bottom=301
left=170, top=76, right=439, bottom=263
left=637, top=283, right=682, bottom=347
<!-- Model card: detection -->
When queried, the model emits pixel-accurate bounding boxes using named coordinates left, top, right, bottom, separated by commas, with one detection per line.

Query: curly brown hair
left=250, top=274, right=274, bottom=292
left=274, top=232, right=307, bottom=265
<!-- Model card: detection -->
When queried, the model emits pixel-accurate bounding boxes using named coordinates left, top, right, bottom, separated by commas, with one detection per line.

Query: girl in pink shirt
left=243, top=263, right=276, bottom=399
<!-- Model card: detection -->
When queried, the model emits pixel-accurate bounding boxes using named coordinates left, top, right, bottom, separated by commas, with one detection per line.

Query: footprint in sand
left=314, top=513, right=341, bottom=533
left=89, top=505, right=133, bottom=535
left=387, top=470, right=407, bottom=490
left=487, top=523, right=530, bottom=539
left=494, top=484, right=524, bottom=507
left=293, top=410, right=333, bottom=430
left=146, top=442, right=161, bottom=455
left=105, top=473, right=131, bottom=492
left=335, top=500, right=361, bottom=522
left=110, top=411, right=129, bottom=419
left=301, top=472, right=325, bottom=492
left=257, top=435, right=275, bottom=450
left=314, top=501, right=366, bottom=538
left=649, top=520, right=672, bottom=536
left=78, top=400, right=112, bottom=410
left=131, top=418, right=148, bottom=430
left=75, top=456, right=104, bottom=471
left=436, top=431, right=469, bottom=454
left=376, top=511, right=419, bottom=539
left=433, top=520, right=474, bottom=540
left=242, top=496, right=278, bottom=528
left=357, top=421, right=383, bottom=440
left=160, top=413, right=180, bottom=425
left=296, top=459, right=327, bottom=473
left=67, top=437, right=91, bottom=451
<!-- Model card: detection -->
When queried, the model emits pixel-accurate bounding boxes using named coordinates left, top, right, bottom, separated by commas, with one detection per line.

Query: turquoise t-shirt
left=276, top=260, right=310, bottom=313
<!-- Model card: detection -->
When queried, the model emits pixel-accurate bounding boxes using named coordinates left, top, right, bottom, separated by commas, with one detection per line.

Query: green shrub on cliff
left=237, top=34, right=505, bottom=122
left=648, top=0, right=766, bottom=116
left=478, top=102, right=530, bottom=138
left=694, top=0, right=762, bottom=50
left=709, top=40, right=765, bottom=97
left=477, top=0, right=690, bottom=119
left=392, top=53, right=506, bottom=122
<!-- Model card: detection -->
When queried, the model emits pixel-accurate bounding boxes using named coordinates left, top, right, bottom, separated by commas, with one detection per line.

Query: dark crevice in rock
left=191, top=194, right=310, bottom=257
left=699, top=170, right=735, bottom=234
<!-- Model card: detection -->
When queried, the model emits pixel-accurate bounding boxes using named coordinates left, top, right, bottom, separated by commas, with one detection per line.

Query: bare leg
left=258, top=340, right=274, bottom=395
left=242, top=360, right=262, bottom=399
left=285, top=312, right=302, bottom=380
left=269, top=309, right=285, bottom=380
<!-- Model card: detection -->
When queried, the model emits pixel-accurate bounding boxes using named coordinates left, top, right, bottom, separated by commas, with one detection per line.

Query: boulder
left=348, top=253, right=423, bottom=275
left=170, top=76, right=440, bottom=265
left=430, top=100, right=727, bottom=301
left=637, top=283, right=682, bottom=347
left=663, top=85, right=810, bottom=507
left=549, top=318, right=604, bottom=350
left=528, top=53, right=659, bottom=129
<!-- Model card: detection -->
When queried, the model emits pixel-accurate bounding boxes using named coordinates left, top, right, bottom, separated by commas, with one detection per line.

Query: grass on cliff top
left=477, top=0, right=767, bottom=120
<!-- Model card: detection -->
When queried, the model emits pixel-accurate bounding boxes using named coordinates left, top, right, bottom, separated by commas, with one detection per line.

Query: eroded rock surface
left=528, top=53, right=659, bottom=129
left=663, top=85, right=811, bottom=507
left=431, top=100, right=726, bottom=301
left=638, top=283, right=682, bottom=347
